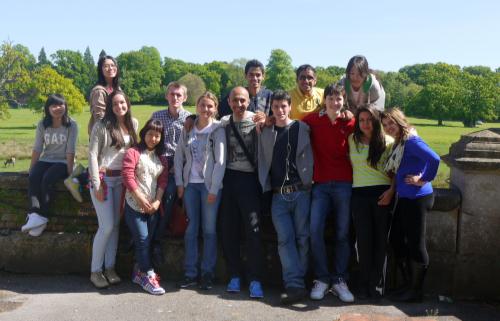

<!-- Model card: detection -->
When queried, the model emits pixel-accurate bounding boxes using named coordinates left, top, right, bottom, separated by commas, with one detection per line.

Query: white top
left=189, top=123, right=216, bottom=183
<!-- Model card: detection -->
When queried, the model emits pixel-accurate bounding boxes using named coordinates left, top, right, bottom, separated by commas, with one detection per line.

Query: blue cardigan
left=396, top=136, right=440, bottom=199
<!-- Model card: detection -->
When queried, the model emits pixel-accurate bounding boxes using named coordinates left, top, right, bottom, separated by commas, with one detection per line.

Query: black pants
left=390, top=194, right=434, bottom=266
left=219, top=169, right=264, bottom=282
left=352, top=189, right=391, bottom=289
left=28, top=161, right=68, bottom=217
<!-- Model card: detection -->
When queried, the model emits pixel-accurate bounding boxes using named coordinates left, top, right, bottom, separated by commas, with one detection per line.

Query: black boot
left=391, top=260, right=427, bottom=302
left=388, top=258, right=411, bottom=295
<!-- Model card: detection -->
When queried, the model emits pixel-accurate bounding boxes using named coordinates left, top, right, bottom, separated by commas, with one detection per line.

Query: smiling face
left=245, top=67, right=264, bottom=91
left=325, top=93, right=344, bottom=114
left=102, top=58, right=117, bottom=81
left=297, top=69, right=317, bottom=94
left=358, top=111, right=374, bottom=137
left=48, top=103, right=66, bottom=120
left=382, top=117, right=401, bottom=139
left=228, top=87, right=249, bottom=119
left=348, top=67, right=364, bottom=91
left=144, top=129, right=162, bottom=150
left=271, top=99, right=291, bottom=124
left=112, top=93, right=129, bottom=119
left=196, top=97, right=217, bottom=121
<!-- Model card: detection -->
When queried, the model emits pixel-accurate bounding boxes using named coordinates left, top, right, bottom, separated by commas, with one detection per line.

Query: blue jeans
left=310, top=181, right=352, bottom=284
left=153, top=173, right=177, bottom=246
left=271, top=190, right=310, bottom=289
left=183, top=183, right=221, bottom=278
left=124, top=203, right=159, bottom=273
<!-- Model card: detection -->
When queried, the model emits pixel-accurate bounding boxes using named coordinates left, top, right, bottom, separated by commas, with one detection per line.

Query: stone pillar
left=443, top=128, right=500, bottom=299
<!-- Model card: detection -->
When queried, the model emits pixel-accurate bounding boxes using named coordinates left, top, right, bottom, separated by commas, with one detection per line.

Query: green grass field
left=1, top=106, right=499, bottom=187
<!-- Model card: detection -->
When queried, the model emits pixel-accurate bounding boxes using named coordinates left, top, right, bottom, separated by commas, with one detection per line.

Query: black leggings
left=390, top=194, right=434, bottom=265
left=28, top=161, right=68, bottom=217
left=352, top=191, right=391, bottom=288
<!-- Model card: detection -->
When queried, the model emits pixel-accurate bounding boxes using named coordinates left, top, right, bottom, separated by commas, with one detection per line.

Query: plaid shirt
left=151, top=108, right=191, bottom=167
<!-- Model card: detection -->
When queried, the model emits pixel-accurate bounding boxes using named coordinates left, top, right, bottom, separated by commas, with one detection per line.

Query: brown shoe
left=104, top=268, right=122, bottom=285
left=90, top=272, right=109, bottom=289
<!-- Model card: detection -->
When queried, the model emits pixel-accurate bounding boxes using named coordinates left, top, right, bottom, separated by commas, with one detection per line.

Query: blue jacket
left=396, top=135, right=440, bottom=199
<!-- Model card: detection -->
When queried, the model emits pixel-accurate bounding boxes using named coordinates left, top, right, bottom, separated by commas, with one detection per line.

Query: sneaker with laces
left=226, top=277, right=240, bottom=293
left=178, top=276, right=197, bottom=288
left=90, top=272, right=109, bottom=289
left=64, top=177, right=83, bottom=202
left=21, top=213, right=48, bottom=232
left=199, top=274, right=213, bottom=290
left=249, top=280, right=264, bottom=299
left=141, top=273, right=165, bottom=295
left=331, top=280, right=355, bottom=303
left=310, top=280, right=330, bottom=300
left=28, top=223, right=47, bottom=237
left=104, top=268, right=121, bottom=285
left=132, top=270, right=142, bottom=285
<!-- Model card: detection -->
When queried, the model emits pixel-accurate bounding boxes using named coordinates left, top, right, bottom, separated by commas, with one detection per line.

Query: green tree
left=83, top=46, right=96, bottom=94
left=37, top=47, right=50, bottom=66
left=0, top=41, right=33, bottom=118
left=99, top=49, right=107, bottom=59
left=51, top=50, right=94, bottom=97
left=463, top=65, right=494, bottom=77
left=118, top=46, right=163, bottom=103
left=316, top=66, right=344, bottom=88
left=379, top=71, right=422, bottom=111
left=458, top=73, right=498, bottom=127
left=178, top=73, right=206, bottom=106
left=27, top=66, right=86, bottom=114
left=265, top=49, right=295, bottom=91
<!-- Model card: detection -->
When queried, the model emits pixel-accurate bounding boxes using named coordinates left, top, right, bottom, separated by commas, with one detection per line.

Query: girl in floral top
left=122, top=119, right=169, bottom=295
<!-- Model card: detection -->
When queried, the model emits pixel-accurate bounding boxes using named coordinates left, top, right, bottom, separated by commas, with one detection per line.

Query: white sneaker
left=331, top=280, right=355, bottom=303
left=28, top=223, right=47, bottom=237
left=21, top=213, right=48, bottom=232
left=310, top=280, right=329, bottom=300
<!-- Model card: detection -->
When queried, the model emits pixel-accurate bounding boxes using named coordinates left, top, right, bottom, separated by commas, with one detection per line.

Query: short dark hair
left=43, top=94, right=71, bottom=128
left=296, top=64, right=316, bottom=79
left=245, top=59, right=265, bottom=75
left=96, top=55, right=120, bottom=90
left=271, top=89, right=291, bottom=106
left=137, top=119, right=166, bottom=157
left=323, top=83, right=346, bottom=100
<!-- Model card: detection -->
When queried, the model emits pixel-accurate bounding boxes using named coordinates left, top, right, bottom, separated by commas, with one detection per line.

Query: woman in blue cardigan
left=381, top=108, right=440, bottom=302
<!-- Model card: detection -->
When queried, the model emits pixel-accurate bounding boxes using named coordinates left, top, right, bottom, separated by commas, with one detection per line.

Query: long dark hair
left=96, top=55, right=120, bottom=89
left=137, top=119, right=166, bottom=157
left=353, top=106, right=386, bottom=168
left=42, top=94, right=71, bottom=128
left=103, top=90, right=137, bottom=149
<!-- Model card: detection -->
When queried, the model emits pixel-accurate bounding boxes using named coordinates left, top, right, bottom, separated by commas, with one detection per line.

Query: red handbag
left=168, top=199, right=189, bottom=237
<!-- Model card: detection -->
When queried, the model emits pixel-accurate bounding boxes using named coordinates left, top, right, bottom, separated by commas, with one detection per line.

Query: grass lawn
left=1, top=106, right=499, bottom=188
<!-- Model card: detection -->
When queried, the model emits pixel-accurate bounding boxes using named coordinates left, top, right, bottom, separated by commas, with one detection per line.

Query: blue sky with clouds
left=1, top=0, right=498, bottom=71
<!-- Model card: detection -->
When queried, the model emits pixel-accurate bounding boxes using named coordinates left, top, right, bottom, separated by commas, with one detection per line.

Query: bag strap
left=229, top=115, right=256, bottom=169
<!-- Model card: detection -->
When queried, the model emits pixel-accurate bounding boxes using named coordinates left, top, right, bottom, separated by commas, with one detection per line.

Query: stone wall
left=0, top=172, right=479, bottom=299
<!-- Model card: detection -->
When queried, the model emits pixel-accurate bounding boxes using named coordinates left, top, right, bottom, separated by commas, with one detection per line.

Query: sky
left=1, top=0, right=499, bottom=72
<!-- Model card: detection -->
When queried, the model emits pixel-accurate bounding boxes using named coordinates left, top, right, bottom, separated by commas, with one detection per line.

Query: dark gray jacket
left=257, top=121, right=314, bottom=192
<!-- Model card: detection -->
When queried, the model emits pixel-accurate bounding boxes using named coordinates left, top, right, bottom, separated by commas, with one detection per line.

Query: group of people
left=20, top=54, right=440, bottom=305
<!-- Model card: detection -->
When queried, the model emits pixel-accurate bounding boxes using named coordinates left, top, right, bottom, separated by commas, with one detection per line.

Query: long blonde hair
left=381, top=107, right=411, bottom=143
